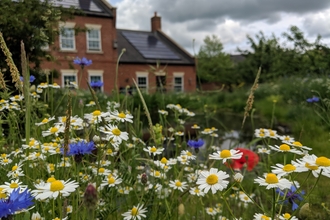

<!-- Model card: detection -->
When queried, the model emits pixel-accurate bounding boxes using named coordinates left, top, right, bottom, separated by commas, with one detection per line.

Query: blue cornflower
left=306, top=96, right=319, bottom=103
left=19, top=75, right=36, bottom=83
left=187, top=139, right=205, bottom=148
left=276, top=185, right=304, bottom=210
left=73, top=57, right=92, bottom=67
left=61, top=141, right=96, bottom=156
left=90, top=80, right=104, bottom=88
left=0, top=188, right=34, bottom=218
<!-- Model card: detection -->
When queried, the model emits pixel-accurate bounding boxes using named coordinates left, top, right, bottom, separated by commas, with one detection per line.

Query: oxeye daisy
left=99, top=124, right=129, bottom=144
left=271, top=163, right=297, bottom=177
left=196, top=168, right=229, bottom=194
left=122, top=203, right=147, bottom=220
left=35, top=116, right=55, bottom=126
left=32, top=179, right=79, bottom=200
left=189, top=186, right=205, bottom=197
left=301, top=154, right=330, bottom=176
left=143, top=146, right=164, bottom=156
left=110, top=110, right=133, bottom=123
left=254, top=173, right=291, bottom=190
left=169, top=180, right=187, bottom=192
left=253, top=213, right=272, bottom=220
left=269, top=144, right=303, bottom=155
left=257, top=147, right=271, bottom=154
left=279, top=213, right=298, bottom=220
left=285, top=141, right=312, bottom=151
left=205, top=207, right=217, bottom=216
left=100, top=175, right=122, bottom=188
left=42, top=124, right=65, bottom=137
left=0, top=179, right=27, bottom=193
left=209, top=149, right=243, bottom=163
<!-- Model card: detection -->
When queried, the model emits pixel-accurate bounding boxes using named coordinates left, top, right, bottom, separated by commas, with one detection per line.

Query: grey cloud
left=303, top=15, right=330, bottom=38
left=185, top=19, right=221, bottom=32
left=150, top=0, right=330, bottom=24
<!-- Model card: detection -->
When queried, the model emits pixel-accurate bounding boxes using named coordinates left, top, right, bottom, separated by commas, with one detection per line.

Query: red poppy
left=227, top=148, right=259, bottom=171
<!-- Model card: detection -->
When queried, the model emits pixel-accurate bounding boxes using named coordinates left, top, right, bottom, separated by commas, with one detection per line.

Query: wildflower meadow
left=1, top=34, right=330, bottom=220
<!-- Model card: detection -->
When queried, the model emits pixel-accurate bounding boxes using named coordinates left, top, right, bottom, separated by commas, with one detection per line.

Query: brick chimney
left=151, top=12, right=161, bottom=32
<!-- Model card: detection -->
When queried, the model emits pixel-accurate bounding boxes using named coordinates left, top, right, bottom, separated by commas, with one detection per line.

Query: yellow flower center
left=208, top=208, right=213, bottom=212
left=131, top=207, right=138, bottom=216
left=118, top=112, right=126, bottom=118
left=283, top=213, right=291, bottom=219
left=93, top=110, right=101, bottom=116
left=265, top=173, right=279, bottom=184
left=61, top=117, right=66, bottom=123
left=47, top=177, right=56, bottom=183
left=50, top=127, right=58, bottom=133
left=12, top=165, right=18, bottom=171
left=53, top=83, right=58, bottom=86
left=220, top=150, right=231, bottom=158
left=3, top=159, right=8, bottom=163
left=150, top=147, right=157, bottom=153
left=261, top=215, right=270, bottom=220
left=194, top=188, right=200, bottom=193
left=29, top=140, right=35, bottom=146
left=160, top=157, right=167, bottom=164
left=293, top=141, right=302, bottom=147
left=99, top=168, right=105, bottom=173
left=269, top=131, right=275, bottom=136
left=316, top=156, right=330, bottom=167
left=1, top=154, right=6, bottom=158
left=187, top=152, right=192, bottom=156
left=42, top=118, right=48, bottom=123
left=154, top=171, right=160, bottom=176
left=259, top=133, right=265, bottom=137
left=50, top=180, right=64, bottom=192
left=279, top=144, right=290, bottom=151
left=14, top=95, right=20, bottom=99
left=9, top=183, right=18, bottom=188
left=283, top=164, right=296, bottom=172
left=112, top=128, right=121, bottom=136
left=0, top=188, right=6, bottom=199
left=107, top=149, right=113, bottom=154
left=206, top=174, right=218, bottom=185
left=175, top=181, right=182, bottom=187
left=108, top=177, right=115, bottom=184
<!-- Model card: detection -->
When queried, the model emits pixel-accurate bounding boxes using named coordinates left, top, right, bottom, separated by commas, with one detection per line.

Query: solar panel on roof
left=122, top=31, right=181, bottom=60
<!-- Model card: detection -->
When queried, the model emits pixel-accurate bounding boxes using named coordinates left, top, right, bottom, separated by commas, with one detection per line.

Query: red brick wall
left=41, top=15, right=118, bottom=94
left=117, top=64, right=196, bottom=93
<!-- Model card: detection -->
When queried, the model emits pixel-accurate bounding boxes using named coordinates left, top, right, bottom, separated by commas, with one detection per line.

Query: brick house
left=42, top=0, right=196, bottom=93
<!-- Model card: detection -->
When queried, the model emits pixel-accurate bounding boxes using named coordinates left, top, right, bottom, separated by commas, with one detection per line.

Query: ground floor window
left=173, top=72, right=184, bottom=92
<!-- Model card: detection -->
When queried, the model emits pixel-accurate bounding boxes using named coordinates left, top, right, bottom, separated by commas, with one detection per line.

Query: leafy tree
left=0, top=0, right=74, bottom=89
left=197, top=35, right=238, bottom=91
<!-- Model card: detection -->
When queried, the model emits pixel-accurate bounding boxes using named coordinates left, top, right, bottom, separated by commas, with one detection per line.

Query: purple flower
left=187, top=139, right=204, bottom=148
left=90, top=80, right=104, bottom=88
left=0, top=188, right=34, bottom=218
left=61, top=141, right=96, bottom=156
left=276, top=185, right=304, bottom=210
left=73, top=57, right=92, bottom=67
left=19, top=75, right=35, bottom=83
left=306, top=96, right=319, bottom=103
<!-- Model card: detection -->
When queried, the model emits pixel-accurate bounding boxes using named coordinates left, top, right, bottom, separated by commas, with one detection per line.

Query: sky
left=108, top=0, right=330, bottom=55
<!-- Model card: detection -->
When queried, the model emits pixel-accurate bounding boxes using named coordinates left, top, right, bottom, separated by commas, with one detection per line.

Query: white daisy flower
left=271, top=163, right=297, bottom=177
left=269, top=144, right=304, bottom=155
left=257, top=147, right=271, bottom=154
left=0, top=179, right=27, bottom=193
left=10, top=94, right=24, bottom=102
left=110, top=110, right=133, bottom=123
left=100, top=174, right=122, bottom=187
left=99, top=124, right=129, bottom=144
left=35, top=116, right=55, bottom=126
left=38, top=82, right=48, bottom=88
left=285, top=141, right=312, bottom=151
left=49, top=82, right=60, bottom=88
left=201, top=128, right=213, bottom=134
left=279, top=135, right=295, bottom=143
left=264, top=129, right=278, bottom=139
left=122, top=204, right=147, bottom=220
left=189, top=186, right=205, bottom=197
left=180, top=150, right=196, bottom=160
left=301, top=154, right=330, bottom=176
left=209, top=149, right=243, bottom=163
left=205, top=207, right=217, bottom=216
left=254, top=173, right=292, bottom=190
left=196, top=168, right=229, bottom=194
left=169, top=180, right=187, bottom=192
left=191, top=124, right=200, bottom=129
left=143, top=146, right=164, bottom=156
left=253, top=213, right=272, bottom=220
left=149, top=170, right=166, bottom=179
left=85, top=101, right=96, bottom=107
left=158, top=109, right=168, bottom=115
left=32, top=179, right=79, bottom=200
left=239, top=191, right=254, bottom=204
left=42, top=124, right=65, bottom=137
left=31, top=212, right=44, bottom=220
left=279, top=213, right=298, bottom=220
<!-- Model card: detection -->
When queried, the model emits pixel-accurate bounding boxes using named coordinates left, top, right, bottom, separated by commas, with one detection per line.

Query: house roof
left=52, top=0, right=114, bottom=17
left=117, top=29, right=195, bottom=65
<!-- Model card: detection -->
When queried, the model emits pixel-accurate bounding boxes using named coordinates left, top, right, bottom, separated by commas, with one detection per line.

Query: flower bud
left=141, top=173, right=148, bottom=185
left=233, top=173, right=244, bottom=182
left=178, top=203, right=185, bottom=215
left=84, top=183, right=98, bottom=209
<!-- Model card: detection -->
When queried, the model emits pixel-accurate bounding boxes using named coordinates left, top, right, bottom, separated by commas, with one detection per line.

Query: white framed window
left=136, top=72, right=149, bottom=93
left=173, top=72, right=184, bottom=92
left=61, top=69, right=78, bottom=89
left=59, top=22, right=76, bottom=51
left=88, top=70, right=104, bottom=91
left=86, top=24, right=102, bottom=52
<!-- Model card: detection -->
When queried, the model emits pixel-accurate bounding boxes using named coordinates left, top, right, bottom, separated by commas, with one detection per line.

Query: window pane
left=174, top=77, right=183, bottom=92
left=90, top=76, right=101, bottom=82
left=61, top=27, right=75, bottom=49
left=88, top=30, right=99, bottom=38
left=87, top=29, right=100, bottom=51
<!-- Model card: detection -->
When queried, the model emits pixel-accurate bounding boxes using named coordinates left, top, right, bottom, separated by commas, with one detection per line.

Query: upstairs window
left=59, top=22, right=76, bottom=51
left=86, top=24, right=102, bottom=52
